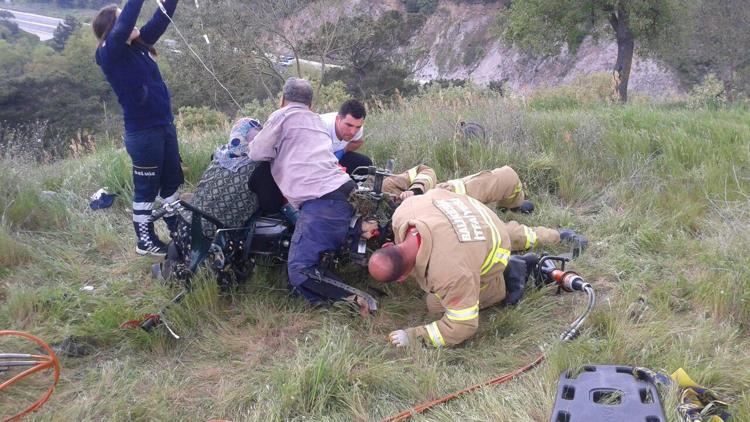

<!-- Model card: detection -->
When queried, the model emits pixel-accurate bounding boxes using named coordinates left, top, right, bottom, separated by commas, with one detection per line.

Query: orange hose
left=381, top=353, right=545, bottom=422
left=0, top=331, right=61, bottom=422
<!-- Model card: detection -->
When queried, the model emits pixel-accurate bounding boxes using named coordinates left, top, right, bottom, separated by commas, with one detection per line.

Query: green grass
left=1, top=90, right=749, bottom=421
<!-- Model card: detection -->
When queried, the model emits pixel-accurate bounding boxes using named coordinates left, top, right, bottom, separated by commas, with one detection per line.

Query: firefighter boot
left=502, top=255, right=534, bottom=305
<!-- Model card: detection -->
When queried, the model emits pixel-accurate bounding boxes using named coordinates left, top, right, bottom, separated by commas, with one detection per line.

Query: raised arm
left=139, top=0, right=178, bottom=45
left=248, top=112, right=284, bottom=162
left=101, top=0, right=146, bottom=57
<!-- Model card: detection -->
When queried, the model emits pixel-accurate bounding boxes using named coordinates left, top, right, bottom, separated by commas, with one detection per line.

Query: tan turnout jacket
left=392, top=189, right=560, bottom=347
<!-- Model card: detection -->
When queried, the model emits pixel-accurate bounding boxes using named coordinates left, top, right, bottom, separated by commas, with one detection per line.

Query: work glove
left=509, top=200, right=535, bottom=214
left=559, top=229, right=589, bottom=251
left=388, top=329, right=409, bottom=347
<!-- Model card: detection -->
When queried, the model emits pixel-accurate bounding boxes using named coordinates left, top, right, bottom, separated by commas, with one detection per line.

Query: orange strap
left=1, top=330, right=61, bottom=422
left=381, top=353, right=544, bottom=422
left=120, top=314, right=160, bottom=329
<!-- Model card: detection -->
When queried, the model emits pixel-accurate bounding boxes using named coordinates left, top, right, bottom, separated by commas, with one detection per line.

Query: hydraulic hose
left=0, top=331, right=61, bottom=422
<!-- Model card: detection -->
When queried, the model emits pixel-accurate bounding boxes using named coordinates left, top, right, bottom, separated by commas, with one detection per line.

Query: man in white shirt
left=319, top=99, right=373, bottom=174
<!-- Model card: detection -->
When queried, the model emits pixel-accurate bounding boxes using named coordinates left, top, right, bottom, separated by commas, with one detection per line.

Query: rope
left=0, top=330, right=61, bottom=422
left=381, top=353, right=545, bottom=422
left=154, top=0, right=243, bottom=111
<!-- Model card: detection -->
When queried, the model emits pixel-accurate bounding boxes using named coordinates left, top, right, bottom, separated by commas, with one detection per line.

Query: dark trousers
left=248, top=161, right=284, bottom=215
left=124, top=123, right=184, bottom=223
left=287, top=181, right=356, bottom=304
left=339, top=151, right=373, bottom=175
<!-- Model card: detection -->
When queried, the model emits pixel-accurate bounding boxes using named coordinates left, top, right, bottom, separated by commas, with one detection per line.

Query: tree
left=311, top=10, right=424, bottom=99
left=665, top=0, right=750, bottom=99
left=500, top=0, right=680, bottom=103
left=157, top=0, right=285, bottom=112
left=50, top=15, right=81, bottom=52
left=0, top=10, right=21, bottom=41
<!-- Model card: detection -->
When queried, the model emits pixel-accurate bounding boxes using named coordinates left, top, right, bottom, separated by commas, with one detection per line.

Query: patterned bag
left=181, top=159, right=260, bottom=238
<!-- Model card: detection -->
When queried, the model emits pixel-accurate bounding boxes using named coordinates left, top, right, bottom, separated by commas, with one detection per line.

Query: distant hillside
left=287, top=0, right=681, bottom=98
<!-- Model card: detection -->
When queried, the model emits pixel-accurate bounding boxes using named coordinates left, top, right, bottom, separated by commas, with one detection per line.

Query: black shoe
left=136, top=240, right=168, bottom=257
left=134, top=222, right=168, bottom=257
left=510, top=200, right=535, bottom=214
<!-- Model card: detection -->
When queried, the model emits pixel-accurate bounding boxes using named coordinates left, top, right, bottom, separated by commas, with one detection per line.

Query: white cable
left=154, top=0, right=242, bottom=111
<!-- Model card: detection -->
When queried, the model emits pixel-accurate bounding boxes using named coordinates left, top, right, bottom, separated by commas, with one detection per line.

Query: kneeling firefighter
left=368, top=189, right=587, bottom=347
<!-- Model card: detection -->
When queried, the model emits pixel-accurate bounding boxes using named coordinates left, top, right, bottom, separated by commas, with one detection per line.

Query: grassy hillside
left=1, top=88, right=749, bottom=420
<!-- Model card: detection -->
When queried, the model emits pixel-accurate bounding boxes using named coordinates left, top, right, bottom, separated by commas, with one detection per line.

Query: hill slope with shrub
left=1, top=87, right=749, bottom=419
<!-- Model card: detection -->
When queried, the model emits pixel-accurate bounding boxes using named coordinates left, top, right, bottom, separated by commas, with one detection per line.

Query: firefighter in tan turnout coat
left=368, top=188, right=587, bottom=347
left=382, top=164, right=533, bottom=213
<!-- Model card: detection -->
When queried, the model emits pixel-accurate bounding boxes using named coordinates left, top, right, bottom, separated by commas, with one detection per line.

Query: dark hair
left=338, top=99, right=366, bottom=120
left=92, top=4, right=118, bottom=47
left=92, top=3, right=157, bottom=56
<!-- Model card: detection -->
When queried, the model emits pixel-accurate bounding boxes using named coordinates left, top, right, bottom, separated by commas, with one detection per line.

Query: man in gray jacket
left=249, top=78, right=374, bottom=304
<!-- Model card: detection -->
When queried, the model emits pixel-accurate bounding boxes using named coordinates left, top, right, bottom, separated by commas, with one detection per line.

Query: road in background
left=1, top=8, right=61, bottom=41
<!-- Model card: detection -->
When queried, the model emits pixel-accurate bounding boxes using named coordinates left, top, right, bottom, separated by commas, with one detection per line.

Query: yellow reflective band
left=472, top=198, right=510, bottom=274
left=468, top=197, right=504, bottom=275
left=491, top=248, right=511, bottom=269
left=407, top=167, right=418, bottom=183
left=448, top=179, right=466, bottom=195
left=480, top=283, right=489, bottom=291
left=425, top=322, right=445, bottom=348
left=413, top=174, right=435, bottom=189
left=507, top=182, right=523, bottom=200
left=523, top=225, right=537, bottom=250
left=445, top=302, right=479, bottom=321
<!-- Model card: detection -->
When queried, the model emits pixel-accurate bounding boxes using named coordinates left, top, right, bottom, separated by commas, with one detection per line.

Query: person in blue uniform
left=93, top=0, right=183, bottom=256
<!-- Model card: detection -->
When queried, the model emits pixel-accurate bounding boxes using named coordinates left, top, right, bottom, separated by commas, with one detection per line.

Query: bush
left=314, top=80, right=350, bottom=114
left=687, top=73, right=727, bottom=109
left=529, top=72, right=618, bottom=110
left=175, top=106, right=227, bottom=134
left=488, top=79, right=510, bottom=96
left=239, top=99, right=277, bottom=123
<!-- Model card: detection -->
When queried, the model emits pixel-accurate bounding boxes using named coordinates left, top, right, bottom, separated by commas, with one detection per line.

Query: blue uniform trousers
left=123, top=123, right=184, bottom=223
